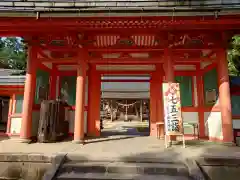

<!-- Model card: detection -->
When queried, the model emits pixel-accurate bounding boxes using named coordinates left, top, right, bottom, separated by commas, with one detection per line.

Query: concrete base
left=221, top=142, right=236, bottom=146
left=159, top=136, right=164, bottom=140
left=72, top=139, right=85, bottom=145
left=18, top=138, right=32, bottom=144
left=208, top=140, right=236, bottom=147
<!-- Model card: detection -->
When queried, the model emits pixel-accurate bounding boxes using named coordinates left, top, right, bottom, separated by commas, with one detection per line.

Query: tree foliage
left=228, top=36, right=240, bottom=76
left=0, top=37, right=27, bottom=71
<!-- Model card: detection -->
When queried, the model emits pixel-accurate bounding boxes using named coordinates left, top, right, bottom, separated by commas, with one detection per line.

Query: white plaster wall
left=204, top=112, right=223, bottom=139
left=10, top=111, right=40, bottom=136
left=182, top=112, right=198, bottom=134
left=68, top=110, right=74, bottom=133
left=10, top=117, right=21, bottom=134
left=233, top=120, right=240, bottom=129
left=68, top=110, right=87, bottom=134
left=9, top=111, right=40, bottom=136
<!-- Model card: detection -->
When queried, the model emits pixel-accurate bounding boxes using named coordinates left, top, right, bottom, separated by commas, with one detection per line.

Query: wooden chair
left=156, top=122, right=164, bottom=139
left=183, top=122, right=199, bottom=140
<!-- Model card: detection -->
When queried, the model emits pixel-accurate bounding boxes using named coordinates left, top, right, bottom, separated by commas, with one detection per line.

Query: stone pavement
left=102, top=121, right=149, bottom=136
left=0, top=135, right=239, bottom=162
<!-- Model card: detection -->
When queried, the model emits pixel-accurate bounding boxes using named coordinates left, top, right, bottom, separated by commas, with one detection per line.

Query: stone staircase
left=49, top=160, right=194, bottom=180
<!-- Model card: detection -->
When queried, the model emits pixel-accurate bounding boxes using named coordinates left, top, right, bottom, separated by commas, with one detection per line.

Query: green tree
left=0, top=37, right=27, bottom=71
left=228, top=36, right=240, bottom=76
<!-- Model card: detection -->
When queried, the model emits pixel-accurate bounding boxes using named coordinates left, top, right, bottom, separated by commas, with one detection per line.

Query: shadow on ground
left=0, top=136, right=9, bottom=142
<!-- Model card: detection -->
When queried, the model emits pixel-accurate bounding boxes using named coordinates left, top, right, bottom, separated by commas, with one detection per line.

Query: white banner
left=162, top=83, right=183, bottom=134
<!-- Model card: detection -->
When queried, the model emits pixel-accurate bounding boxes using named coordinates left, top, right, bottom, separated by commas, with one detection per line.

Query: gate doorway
left=0, top=96, right=10, bottom=133
left=100, top=75, right=150, bottom=136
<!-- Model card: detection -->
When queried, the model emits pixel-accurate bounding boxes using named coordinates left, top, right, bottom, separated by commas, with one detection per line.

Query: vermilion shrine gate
left=0, top=1, right=240, bottom=144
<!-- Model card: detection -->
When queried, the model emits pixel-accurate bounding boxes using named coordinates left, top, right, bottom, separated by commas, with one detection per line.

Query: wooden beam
left=54, top=62, right=76, bottom=65
left=0, top=85, right=24, bottom=89
left=0, top=90, right=24, bottom=95
left=38, top=57, right=78, bottom=63
left=39, top=45, right=79, bottom=52
left=174, top=71, right=196, bottom=76
left=201, top=62, right=217, bottom=74
left=57, top=71, right=77, bottom=76
left=99, top=71, right=153, bottom=75
left=0, top=17, right=239, bottom=29
left=90, top=57, right=214, bottom=64
left=38, top=63, right=52, bottom=72
left=87, top=47, right=223, bottom=52
left=90, top=58, right=162, bottom=64
left=101, top=79, right=149, bottom=82
left=37, top=48, right=50, bottom=59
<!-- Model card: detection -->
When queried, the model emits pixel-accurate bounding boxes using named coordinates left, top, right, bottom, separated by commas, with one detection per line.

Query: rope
left=116, top=101, right=137, bottom=108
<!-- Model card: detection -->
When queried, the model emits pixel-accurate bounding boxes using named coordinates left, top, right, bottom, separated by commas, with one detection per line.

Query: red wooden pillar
left=164, top=49, right=176, bottom=141
left=150, top=71, right=157, bottom=136
left=20, top=46, right=37, bottom=142
left=196, top=69, right=205, bottom=138
left=164, top=49, right=174, bottom=83
left=6, top=96, right=13, bottom=133
left=156, top=65, right=164, bottom=138
left=87, top=65, right=101, bottom=137
left=217, top=50, right=234, bottom=143
left=150, top=65, right=164, bottom=137
left=49, top=64, right=57, bottom=100
left=73, top=61, right=87, bottom=143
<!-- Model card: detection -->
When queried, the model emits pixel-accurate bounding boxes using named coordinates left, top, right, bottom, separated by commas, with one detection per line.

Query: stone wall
left=0, top=153, right=60, bottom=180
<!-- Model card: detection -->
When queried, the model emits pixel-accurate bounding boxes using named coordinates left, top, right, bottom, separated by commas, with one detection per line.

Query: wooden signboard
left=162, top=83, right=185, bottom=148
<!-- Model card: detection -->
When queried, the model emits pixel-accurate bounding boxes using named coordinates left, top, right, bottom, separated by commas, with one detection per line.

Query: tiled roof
left=0, top=0, right=239, bottom=13
left=0, top=69, right=25, bottom=85
left=0, top=69, right=25, bottom=76
left=0, top=75, right=25, bottom=85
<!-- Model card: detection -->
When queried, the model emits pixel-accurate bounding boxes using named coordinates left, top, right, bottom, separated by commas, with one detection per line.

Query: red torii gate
left=0, top=15, right=239, bottom=144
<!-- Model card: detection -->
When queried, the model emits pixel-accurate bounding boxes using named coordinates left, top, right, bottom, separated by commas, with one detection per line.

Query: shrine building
left=0, top=1, right=240, bottom=144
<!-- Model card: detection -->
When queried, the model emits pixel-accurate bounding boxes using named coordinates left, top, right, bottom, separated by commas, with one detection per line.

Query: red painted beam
left=38, top=63, right=51, bottom=72
left=174, top=71, right=196, bottom=76
left=99, top=71, right=153, bottom=75
left=88, top=48, right=222, bottom=52
left=101, top=79, right=149, bottom=82
left=91, top=59, right=162, bottom=64
left=201, top=62, right=217, bottom=74
left=0, top=17, right=239, bottom=27
left=54, top=62, right=76, bottom=65
left=91, top=58, right=211, bottom=64
left=0, top=85, right=24, bottom=89
left=0, top=17, right=238, bottom=37
left=57, top=71, right=77, bottom=76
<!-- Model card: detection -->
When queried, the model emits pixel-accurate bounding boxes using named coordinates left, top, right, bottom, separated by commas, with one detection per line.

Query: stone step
left=57, top=172, right=191, bottom=180
left=58, top=161, right=189, bottom=177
